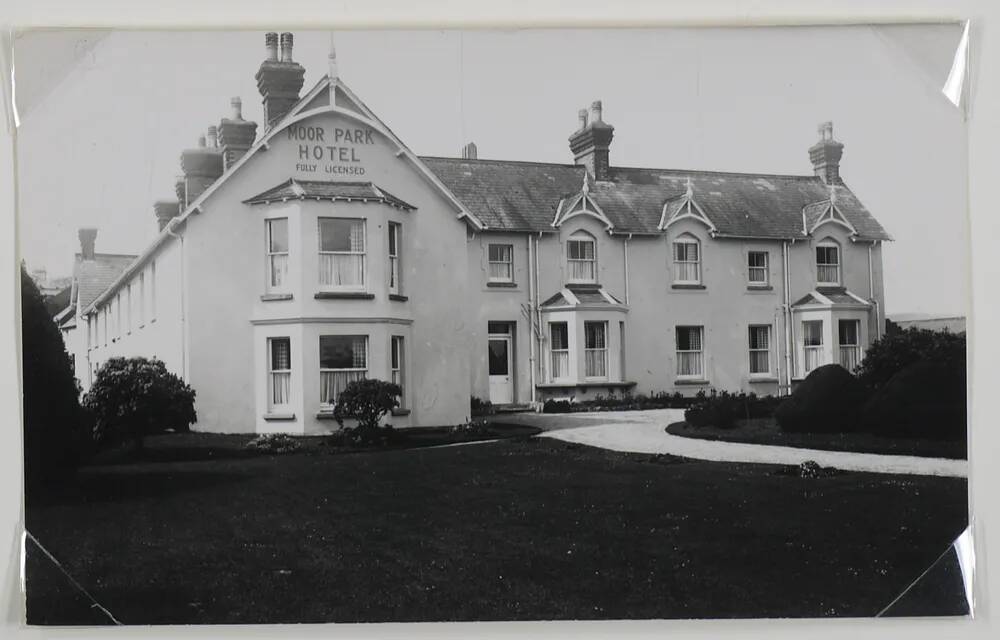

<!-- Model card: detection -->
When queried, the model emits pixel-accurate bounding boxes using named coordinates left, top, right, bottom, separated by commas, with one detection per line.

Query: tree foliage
left=855, top=327, right=966, bottom=392
left=860, top=360, right=967, bottom=442
left=20, top=265, right=89, bottom=490
left=83, top=357, right=196, bottom=448
left=333, top=378, right=401, bottom=443
left=775, top=364, right=868, bottom=433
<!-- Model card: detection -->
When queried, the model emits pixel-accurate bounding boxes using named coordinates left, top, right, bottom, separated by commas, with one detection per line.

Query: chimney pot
left=280, top=32, right=294, bottom=62
left=197, top=134, right=206, bottom=148
left=230, top=97, right=243, bottom=120
left=461, top=142, right=478, bottom=160
left=154, top=200, right=180, bottom=232
left=78, top=227, right=98, bottom=260
left=206, top=126, right=218, bottom=148
left=590, top=100, right=603, bottom=123
left=578, top=109, right=588, bottom=129
left=265, top=32, right=279, bottom=62
left=808, top=121, right=844, bottom=185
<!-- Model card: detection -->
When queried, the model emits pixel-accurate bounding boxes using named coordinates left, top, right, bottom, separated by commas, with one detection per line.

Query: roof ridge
left=610, top=165, right=821, bottom=181
left=75, top=252, right=139, bottom=259
left=419, top=156, right=583, bottom=170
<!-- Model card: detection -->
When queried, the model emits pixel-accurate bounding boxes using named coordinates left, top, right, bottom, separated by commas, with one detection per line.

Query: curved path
left=496, top=409, right=967, bottom=478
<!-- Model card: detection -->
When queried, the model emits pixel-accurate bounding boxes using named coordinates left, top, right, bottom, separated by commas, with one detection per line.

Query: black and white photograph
left=12, top=24, right=971, bottom=625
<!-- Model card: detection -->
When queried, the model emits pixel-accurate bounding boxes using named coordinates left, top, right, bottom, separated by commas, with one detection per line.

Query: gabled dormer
left=658, top=178, right=717, bottom=233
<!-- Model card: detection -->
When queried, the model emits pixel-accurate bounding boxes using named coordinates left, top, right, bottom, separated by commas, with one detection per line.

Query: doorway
left=488, top=322, right=514, bottom=405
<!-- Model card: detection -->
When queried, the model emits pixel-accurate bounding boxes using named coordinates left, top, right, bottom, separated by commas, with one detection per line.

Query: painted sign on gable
left=289, top=124, right=374, bottom=177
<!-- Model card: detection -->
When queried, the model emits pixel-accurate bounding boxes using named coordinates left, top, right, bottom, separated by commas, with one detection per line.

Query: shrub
left=860, top=360, right=967, bottom=441
left=542, top=399, right=574, bottom=413
left=20, top=265, right=90, bottom=490
left=470, top=396, right=494, bottom=417
left=775, top=364, right=868, bottom=433
left=333, top=378, right=402, bottom=444
left=83, top=357, right=197, bottom=449
left=684, top=391, right=780, bottom=429
left=246, top=433, right=301, bottom=454
left=856, top=327, right=966, bottom=392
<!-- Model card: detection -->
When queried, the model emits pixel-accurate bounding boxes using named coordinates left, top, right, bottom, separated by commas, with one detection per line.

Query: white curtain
left=551, top=351, right=569, bottom=379
left=271, top=372, right=290, bottom=406
left=269, top=253, right=288, bottom=289
left=569, top=260, right=595, bottom=281
left=585, top=350, right=607, bottom=377
left=320, top=370, right=367, bottom=406
left=320, top=254, right=365, bottom=287
left=677, top=352, right=703, bottom=377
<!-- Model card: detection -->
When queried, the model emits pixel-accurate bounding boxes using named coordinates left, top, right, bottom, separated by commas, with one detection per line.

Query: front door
left=488, top=334, right=513, bottom=405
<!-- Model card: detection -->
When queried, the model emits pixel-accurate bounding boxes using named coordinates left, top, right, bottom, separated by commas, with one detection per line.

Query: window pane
left=677, top=326, right=702, bottom=351
left=319, top=335, right=367, bottom=369
left=270, top=338, right=291, bottom=370
left=319, top=218, right=364, bottom=252
left=585, top=322, right=606, bottom=349
left=550, top=323, right=568, bottom=350
left=803, top=321, right=823, bottom=346
left=488, top=244, right=511, bottom=263
left=268, top=218, right=288, bottom=253
left=388, top=224, right=398, bottom=255
left=749, top=326, right=770, bottom=350
left=568, top=239, right=594, bottom=260
left=488, top=321, right=510, bottom=334
left=488, top=339, right=509, bottom=375
left=748, top=251, right=767, bottom=268
left=838, top=319, right=859, bottom=346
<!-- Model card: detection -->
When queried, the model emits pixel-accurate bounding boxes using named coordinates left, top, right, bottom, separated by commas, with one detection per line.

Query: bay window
left=319, top=335, right=368, bottom=407
left=748, top=251, right=769, bottom=286
left=268, top=337, right=291, bottom=409
left=388, top=222, right=401, bottom=294
left=838, top=319, right=861, bottom=372
left=550, top=322, right=569, bottom=380
left=584, top=321, right=608, bottom=378
left=748, top=325, right=771, bottom=376
left=803, top=320, right=824, bottom=373
left=567, top=232, right=597, bottom=283
left=266, top=218, right=289, bottom=292
left=816, top=242, right=840, bottom=285
left=488, top=243, right=514, bottom=283
left=319, top=218, right=366, bottom=289
left=673, top=235, right=701, bottom=284
left=676, top=326, right=704, bottom=378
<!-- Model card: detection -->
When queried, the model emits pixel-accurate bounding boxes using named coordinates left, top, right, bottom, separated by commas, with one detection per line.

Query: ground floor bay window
left=838, top=319, right=862, bottom=372
left=268, top=337, right=292, bottom=411
left=802, top=320, right=824, bottom=373
left=550, top=322, right=570, bottom=380
left=319, top=335, right=368, bottom=408
left=584, top=321, right=608, bottom=379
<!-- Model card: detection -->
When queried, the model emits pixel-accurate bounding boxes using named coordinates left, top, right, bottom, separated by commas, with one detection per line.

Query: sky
left=13, top=26, right=968, bottom=316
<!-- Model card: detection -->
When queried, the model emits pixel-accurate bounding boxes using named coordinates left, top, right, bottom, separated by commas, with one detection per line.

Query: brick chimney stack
left=177, top=133, right=224, bottom=209
left=218, top=97, right=258, bottom=170
left=78, top=227, right=97, bottom=260
left=461, top=142, right=478, bottom=160
left=809, top=121, right=844, bottom=185
left=256, top=31, right=306, bottom=129
left=154, top=200, right=181, bottom=232
left=568, top=100, right=615, bottom=182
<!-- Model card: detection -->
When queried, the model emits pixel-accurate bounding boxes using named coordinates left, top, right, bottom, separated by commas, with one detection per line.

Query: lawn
left=25, top=433, right=968, bottom=624
left=666, top=418, right=967, bottom=460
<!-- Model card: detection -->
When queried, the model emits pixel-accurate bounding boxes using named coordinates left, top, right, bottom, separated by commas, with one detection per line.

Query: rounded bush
left=860, top=360, right=967, bottom=441
left=775, top=364, right=868, bottom=433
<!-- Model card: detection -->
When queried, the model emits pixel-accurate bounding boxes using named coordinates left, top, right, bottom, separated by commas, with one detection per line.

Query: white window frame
left=318, top=217, right=367, bottom=291
left=138, top=271, right=146, bottom=327
left=566, top=231, right=597, bottom=283
left=747, top=250, right=769, bottom=286
left=319, top=335, right=369, bottom=408
left=150, top=260, right=157, bottom=322
left=266, top=217, right=290, bottom=293
left=816, top=241, right=841, bottom=286
left=673, top=235, right=702, bottom=285
left=675, top=325, right=705, bottom=379
left=838, top=319, right=862, bottom=372
left=802, top=320, right=825, bottom=373
left=487, top=243, right=514, bottom=283
left=115, top=294, right=121, bottom=339
left=391, top=335, right=405, bottom=407
left=583, top=321, right=608, bottom=380
left=748, top=324, right=772, bottom=377
left=267, top=337, right=292, bottom=410
left=126, top=284, right=133, bottom=334
left=549, top=322, right=570, bottom=382
left=102, top=308, right=108, bottom=347
left=388, top=222, right=401, bottom=295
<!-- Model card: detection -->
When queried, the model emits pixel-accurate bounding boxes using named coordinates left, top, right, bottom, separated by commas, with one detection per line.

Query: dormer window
left=673, top=234, right=701, bottom=284
left=816, top=240, right=840, bottom=285
left=567, top=231, right=597, bottom=283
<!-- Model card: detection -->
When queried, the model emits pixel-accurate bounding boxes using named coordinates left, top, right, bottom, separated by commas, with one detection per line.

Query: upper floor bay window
left=748, top=251, right=769, bottom=286
left=584, top=321, right=608, bottom=378
left=748, top=325, right=772, bottom=376
left=802, top=320, right=824, bottom=373
left=388, top=222, right=401, bottom=295
left=816, top=241, right=841, bottom=285
left=550, top=322, right=569, bottom=380
left=673, top=235, right=701, bottom=284
left=676, top=326, right=705, bottom=379
left=268, top=337, right=292, bottom=410
left=838, top=319, right=861, bottom=372
left=266, top=218, right=289, bottom=292
left=488, top=243, right=514, bottom=283
left=567, top=231, right=597, bottom=283
left=319, top=218, right=366, bottom=290
left=319, top=335, right=368, bottom=407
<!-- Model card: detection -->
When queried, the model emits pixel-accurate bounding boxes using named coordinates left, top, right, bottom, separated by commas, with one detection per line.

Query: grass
left=666, top=418, right=967, bottom=460
left=25, top=433, right=967, bottom=624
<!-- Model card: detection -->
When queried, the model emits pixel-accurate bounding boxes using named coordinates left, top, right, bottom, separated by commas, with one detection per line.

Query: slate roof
left=244, top=179, right=416, bottom=210
left=420, top=157, right=891, bottom=240
left=540, top=285, right=623, bottom=308
left=792, top=288, right=870, bottom=307
left=70, top=253, right=137, bottom=312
